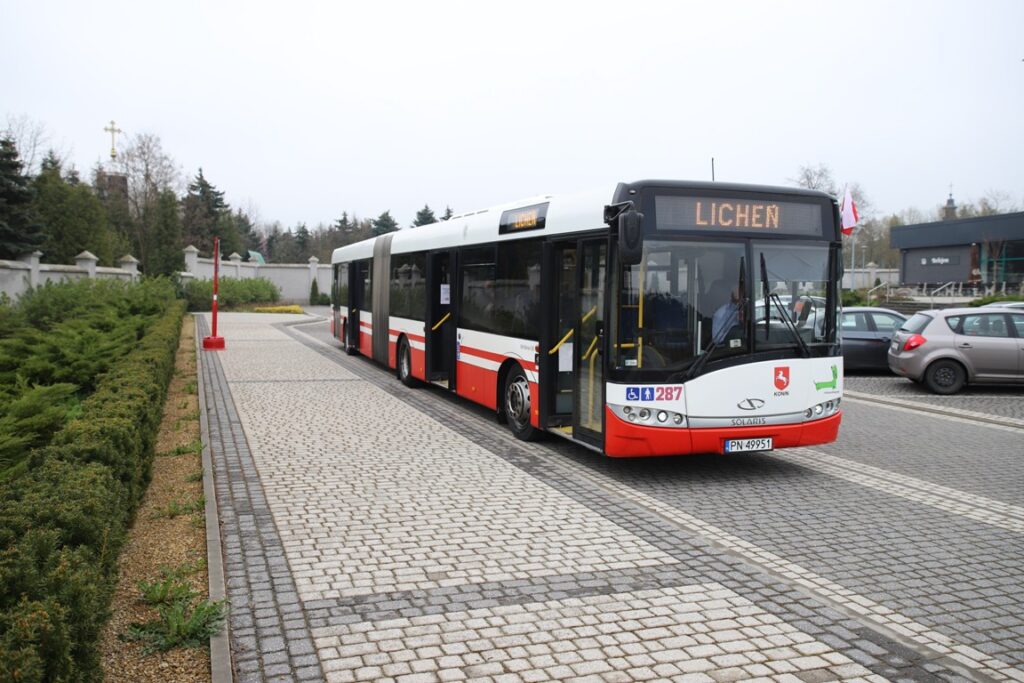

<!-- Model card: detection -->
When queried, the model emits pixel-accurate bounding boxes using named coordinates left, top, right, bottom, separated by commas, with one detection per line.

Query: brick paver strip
left=198, top=316, right=326, bottom=682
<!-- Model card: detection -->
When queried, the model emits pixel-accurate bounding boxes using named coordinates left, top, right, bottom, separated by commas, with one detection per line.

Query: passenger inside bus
left=709, top=279, right=740, bottom=344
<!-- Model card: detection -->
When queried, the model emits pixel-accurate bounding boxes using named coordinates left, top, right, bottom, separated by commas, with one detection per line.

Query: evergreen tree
left=412, top=204, right=436, bottom=227
left=0, top=137, right=45, bottom=259
left=295, top=222, right=311, bottom=259
left=181, top=168, right=229, bottom=254
left=441, top=205, right=454, bottom=221
left=33, top=154, right=117, bottom=265
left=147, top=189, right=185, bottom=275
left=334, top=211, right=351, bottom=232
left=215, top=211, right=243, bottom=257
left=232, top=209, right=261, bottom=255
left=372, top=210, right=399, bottom=236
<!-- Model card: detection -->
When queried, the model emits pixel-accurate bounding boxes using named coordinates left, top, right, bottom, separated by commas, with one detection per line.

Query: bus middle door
left=426, top=250, right=456, bottom=389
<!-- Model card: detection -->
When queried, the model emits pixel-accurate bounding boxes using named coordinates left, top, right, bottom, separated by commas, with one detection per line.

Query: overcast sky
left=4, top=0, right=1022, bottom=230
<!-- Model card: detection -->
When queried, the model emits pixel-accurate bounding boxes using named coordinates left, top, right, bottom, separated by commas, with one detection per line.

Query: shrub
left=0, top=298, right=185, bottom=680
left=180, top=277, right=280, bottom=311
left=253, top=305, right=304, bottom=314
left=842, top=289, right=867, bottom=307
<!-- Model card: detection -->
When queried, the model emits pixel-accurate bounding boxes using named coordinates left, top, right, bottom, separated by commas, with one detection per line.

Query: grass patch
left=137, top=568, right=199, bottom=607
left=123, top=599, right=225, bottom=654
left=158, top=440, right=203, bottom=458
left=153, top=496, right=205, bottom=520
left=185, top=469, right=203, bottom=483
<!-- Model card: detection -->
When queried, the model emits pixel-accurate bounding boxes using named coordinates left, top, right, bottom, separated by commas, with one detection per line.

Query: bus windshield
left=612, top=239, right=835, bottom=373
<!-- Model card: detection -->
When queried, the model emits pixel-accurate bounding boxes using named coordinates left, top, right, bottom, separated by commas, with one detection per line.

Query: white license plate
left=724, top=437, right=773, bottom=453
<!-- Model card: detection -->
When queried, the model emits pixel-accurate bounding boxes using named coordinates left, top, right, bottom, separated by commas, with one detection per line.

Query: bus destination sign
left=499, top=202, right=549, bottom=234
left=654, top=196, right=824, bottom=236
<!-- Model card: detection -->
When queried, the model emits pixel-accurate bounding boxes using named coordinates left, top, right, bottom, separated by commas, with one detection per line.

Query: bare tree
left=790, top=163, right=838, bottom=196
left=2, top=114, right=68, bottom=176
left=109, top=133, right=182, bottom=267
left=113, top=132, right=182, bottom=218
left=790, top=163, right=872, bottom=216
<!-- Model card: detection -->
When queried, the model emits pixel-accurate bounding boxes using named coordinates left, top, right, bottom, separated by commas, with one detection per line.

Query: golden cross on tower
left=103, top=120, right=123, bottom=160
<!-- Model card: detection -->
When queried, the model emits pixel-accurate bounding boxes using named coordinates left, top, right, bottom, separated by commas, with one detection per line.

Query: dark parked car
left=888, top=307, right=1024, bottom=393
left=840, top=307, right=907, bottom=371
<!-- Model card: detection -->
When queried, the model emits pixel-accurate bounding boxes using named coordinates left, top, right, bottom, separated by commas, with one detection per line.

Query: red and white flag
left=840, top=187, right=859, bottom=235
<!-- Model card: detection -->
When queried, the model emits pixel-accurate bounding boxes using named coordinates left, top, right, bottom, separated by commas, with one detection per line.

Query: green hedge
left=0, top=296, right=185, bottom=682
left=181, top=277, right=280, bottom=311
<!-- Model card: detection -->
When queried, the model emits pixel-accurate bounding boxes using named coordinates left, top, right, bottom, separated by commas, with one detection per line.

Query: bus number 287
left=655, top=386, right=683, bottom=401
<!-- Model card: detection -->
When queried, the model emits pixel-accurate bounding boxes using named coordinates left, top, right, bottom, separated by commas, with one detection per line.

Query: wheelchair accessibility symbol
left=625, top=387, right=655, bottom=402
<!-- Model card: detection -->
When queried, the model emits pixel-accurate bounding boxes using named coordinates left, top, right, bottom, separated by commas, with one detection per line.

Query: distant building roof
left=248, top=250, right=266, bottom=264
left=890, top=211, right=1024, bottom=249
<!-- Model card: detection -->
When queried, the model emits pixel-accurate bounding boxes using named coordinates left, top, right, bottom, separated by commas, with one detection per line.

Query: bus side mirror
left=618, top=209, right=643, bottom=266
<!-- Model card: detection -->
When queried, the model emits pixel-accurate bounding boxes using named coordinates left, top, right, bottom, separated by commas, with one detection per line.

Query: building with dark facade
left=890, top=199, right=1024, bottom=286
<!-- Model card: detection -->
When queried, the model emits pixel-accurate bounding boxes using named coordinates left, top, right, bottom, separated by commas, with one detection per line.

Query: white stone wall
left=182, top=247, right=332, bottom=303
left=0, top=252, right=138, bottom=301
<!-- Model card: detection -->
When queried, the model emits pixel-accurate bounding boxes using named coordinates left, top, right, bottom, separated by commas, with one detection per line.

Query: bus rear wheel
left=398, top=337, right=418, bottom=387
left=504, top=366, right=538, bottom=441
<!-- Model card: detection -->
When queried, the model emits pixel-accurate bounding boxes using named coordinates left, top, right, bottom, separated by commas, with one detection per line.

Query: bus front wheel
left=504, top=366, right=538, bottom=441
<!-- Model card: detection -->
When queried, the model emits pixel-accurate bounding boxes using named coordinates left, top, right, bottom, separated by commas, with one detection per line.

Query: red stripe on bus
left=390, top=329, right=426, bottom=344
left=360, top=321, right=372, bottom=330
left=459, top=344, right=537, bottom=373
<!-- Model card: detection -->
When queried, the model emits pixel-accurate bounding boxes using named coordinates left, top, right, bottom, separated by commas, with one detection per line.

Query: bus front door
left=427, top=250, right=455, bottom=389
left=574, top=240, right=606, bottom=445
left=546, top=239, right=606, bottom=447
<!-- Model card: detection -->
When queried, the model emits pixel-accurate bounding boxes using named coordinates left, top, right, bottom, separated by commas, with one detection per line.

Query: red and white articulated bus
left=330, top=180, right=844, bottom=457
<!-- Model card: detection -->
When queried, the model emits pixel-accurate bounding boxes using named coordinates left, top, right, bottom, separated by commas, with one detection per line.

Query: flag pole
left=203, top=236, right=226, bottom=350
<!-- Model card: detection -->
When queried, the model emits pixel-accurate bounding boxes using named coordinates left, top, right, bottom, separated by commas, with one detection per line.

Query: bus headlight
left=805, top=399, right=842, bottom=421
left=609, top=404, right=688, bottom=428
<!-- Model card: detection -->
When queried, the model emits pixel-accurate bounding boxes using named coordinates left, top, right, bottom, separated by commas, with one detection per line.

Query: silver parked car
left=981, top=300, right=1024, bottom=310
left=887, top=307, right=1024, bottom=394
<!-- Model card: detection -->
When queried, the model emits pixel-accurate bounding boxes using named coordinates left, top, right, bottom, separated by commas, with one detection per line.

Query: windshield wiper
left=676, top=300, right=744, bottom=382
left=759, top=254, right=770, bottom=340
left=767, top=292, right=811, bottom=358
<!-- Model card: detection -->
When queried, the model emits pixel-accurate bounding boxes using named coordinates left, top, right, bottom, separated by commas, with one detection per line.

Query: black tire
left=504, top=365, right=539, bottom=441
left=924, top=359, right=966, bottom=394
left=397, top=337, right=418, bottom=387
left=343, top=321, right=357, bottom=355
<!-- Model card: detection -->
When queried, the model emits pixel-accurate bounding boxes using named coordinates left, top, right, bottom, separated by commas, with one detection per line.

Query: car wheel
left=398, top=337, right=418, bottom=387
left=924, top=359, right=966, bottom=395
left=504, top=365, right=539, bottom=441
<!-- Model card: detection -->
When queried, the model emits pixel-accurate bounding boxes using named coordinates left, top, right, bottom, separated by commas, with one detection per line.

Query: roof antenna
left=711, top=157, right=716, bottom=182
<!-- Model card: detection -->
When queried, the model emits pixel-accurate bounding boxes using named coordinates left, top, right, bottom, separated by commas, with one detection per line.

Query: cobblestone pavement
left=199, top=314, right=1024, bottom=683
left=843, top=374, right=1024, bottom=422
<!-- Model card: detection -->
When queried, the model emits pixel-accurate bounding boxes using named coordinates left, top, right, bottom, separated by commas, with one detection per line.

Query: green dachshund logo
left=814, top=365, right=838, bottom=391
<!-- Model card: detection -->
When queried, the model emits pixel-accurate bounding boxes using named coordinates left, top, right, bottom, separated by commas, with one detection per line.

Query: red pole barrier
left=202, top=236, right=225, bottom=350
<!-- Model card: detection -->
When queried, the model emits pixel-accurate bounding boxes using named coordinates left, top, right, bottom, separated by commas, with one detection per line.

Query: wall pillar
left=75, top=251, right=98, bottom=278
left=308, top=256, right=319, bottom=293
left=228, top=252, right=242, bottom=279
left=183, top=245, right=200, bottom=274
left=119, top=255, right=140, bottom=282
left=17, top=250, right=42, bottom=288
